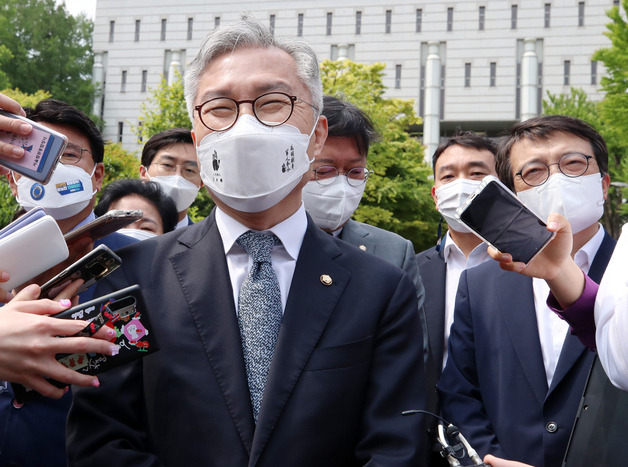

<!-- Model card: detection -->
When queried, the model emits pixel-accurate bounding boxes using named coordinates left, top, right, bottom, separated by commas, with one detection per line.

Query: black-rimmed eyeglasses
left=515, top=152, right=595, bottom=187
left=194, top=92, right=317, bottom=132
left=312, top=166, right=372, bottom=187
left=60, top=145, right=92, bottom=165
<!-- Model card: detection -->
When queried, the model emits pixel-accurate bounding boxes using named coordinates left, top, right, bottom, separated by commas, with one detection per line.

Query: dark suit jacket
left=0, top=231, right=137, bottom=467
left=438, top=230, right=615, bottom=467
left=67, top=210, right=428, bottom=467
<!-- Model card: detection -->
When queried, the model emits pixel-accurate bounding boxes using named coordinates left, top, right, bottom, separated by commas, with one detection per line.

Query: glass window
left=464, top=63, right=471, bottom=87
left=591, top=60, right=597, bottom=85
left=187, top=18, right=193, bottom=40
left=511, top=5, right=518, bottom=29
left=298, top=13, right=304, bottom=36
left=395, top=64, right=402, bottom=89
left=490, top=62, right=496, bottom=87
left=161, top=18, right=167, bottom=41
left=141, top=70, right=147, bottom=93
left=578, top=2, right=585, bottom=26
left=109, top=20, right=115, bottom=42
left=269, top=14, right=275, bottom=35
left=121, top=70, right=127, bottom=93
left=386, top=10, right=392, bottom=34
left=356, top=11, right=361, bottom=35
left=134, top=20, right=140, bottom=42
left=564, top=60, right=571, bottom=85
left=117, top=122, right=124, bottom=143
left=544, top=3, right=551, bottom=28
left=215, top=17, right=220, bottom=28
left=447, top=7, right=453, bottom=31
left=326, top=12, right=332, bottom=35
left=479, top=6, right=485, bottom=31
left=416, top=9, right=422, bottom=32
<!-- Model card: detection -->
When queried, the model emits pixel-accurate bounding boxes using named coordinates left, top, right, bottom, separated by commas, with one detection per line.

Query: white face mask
left=517, top=172, right=605, bottom=234
left=117, top=228, right=158, bottom=241
left=15, top=163, right=97, bottom=220
left=302, top=177, right=366, bottom=231
left=196, top=114, right=316, bottom=213
left=435, top=178, right=482, bottom=233
left=147, top=174, right=199, bottom=212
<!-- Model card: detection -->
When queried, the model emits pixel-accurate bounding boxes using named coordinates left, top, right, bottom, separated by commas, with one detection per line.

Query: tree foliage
left=321, top=59, right=440, bottom=251
left=134, top=71, right=191, bottom=143
left=0, top=0, right=95, bottom=113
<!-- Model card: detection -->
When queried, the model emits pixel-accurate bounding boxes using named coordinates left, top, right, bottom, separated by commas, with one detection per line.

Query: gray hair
left=184, top=15, right=323, bottom=123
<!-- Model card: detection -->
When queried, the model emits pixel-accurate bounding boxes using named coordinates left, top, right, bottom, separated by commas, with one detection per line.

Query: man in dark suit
left=66, top=16, right=427, bottom=467
left=0, top=98, right=136, bottom=467
left=139, top=128, right=202, bottom=228
left=416, top=132, right=498, bottom=381
left=302, top=95, right=425, bottom=311
left=439, top=115, right=615, bottom=467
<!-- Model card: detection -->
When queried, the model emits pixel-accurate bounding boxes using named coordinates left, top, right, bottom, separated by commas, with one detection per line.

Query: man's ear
left=310, top=115, right=328, bottom=160
left=431, top=185, right=439, bottom=210
left=139, top=165, right=149, bottom=180
left=601, top=173, right=611, bottom=200
left=7, top=172, right=18, bottom=197
left=92, top=162, right=105, bottom=192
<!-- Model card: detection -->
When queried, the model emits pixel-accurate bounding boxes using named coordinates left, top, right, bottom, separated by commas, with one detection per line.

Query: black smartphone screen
left=459, top=181, right=554, bottom=264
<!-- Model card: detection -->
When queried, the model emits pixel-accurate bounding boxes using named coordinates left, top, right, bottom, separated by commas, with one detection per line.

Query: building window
left=544, top=3, right=551, bottom=28
left=479, top=6, right=485, bottom=30
left=490, top=62, right=496, bottom=87
left=385, top=10, right=392, bottom=34
left=141, top=70, right=148, bottom=93
left=187, top=18, right=193, bottom=40
left=269, top=14, right=275, bottom=35
left=564, top=60, right=571, bottom=85
left=447, top=7, right=453, bottom=31
left=326, top=12, right=332, bottom=35
left=395, top=64, right=402, bottom=89
left=613, top=0, right=620, bottom=6
left=356, top=11, right=361, bottom=34
left=591, top=60, right=598, bottom=85
left=137, top=122, right=143, bottom=143
left=215, top=17, right=220, bottom=28
left=511, top=5, right=518, bottom=29
left=297, top=13, right=303, bottom=36
left=464, top=62, right=471, bottom=87
left=416, top=9, right=422, bottom=32
left=161, top=18, right=167, bottom=41
left=117, top=122, right=124, bottom=143
left=121, top=70, right=127, bottom=93
left=578, top=2, right=585, bottom=26
left=108, top=20, right=115, bottom=42
left=134, top=20, right=140, bottom=42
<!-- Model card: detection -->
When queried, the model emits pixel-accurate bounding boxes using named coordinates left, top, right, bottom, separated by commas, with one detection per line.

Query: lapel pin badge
left=320, top=274, right=332, bottom=286
left=358, top=245, right=367, bottom=251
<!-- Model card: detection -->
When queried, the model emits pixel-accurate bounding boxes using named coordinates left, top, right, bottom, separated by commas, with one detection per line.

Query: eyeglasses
left=150, top=160, right=201, bottom=181
left=515, top=152, right=595, bottom=187
left=194, top=92, right=317, bottom=132
left=312, top=166, right=372, bottom=187
left=60, top=145, right=91, bottom=165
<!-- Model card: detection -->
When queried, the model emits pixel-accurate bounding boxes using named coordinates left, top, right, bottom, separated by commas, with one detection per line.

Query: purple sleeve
left=547, top=273, right=599, bottom=351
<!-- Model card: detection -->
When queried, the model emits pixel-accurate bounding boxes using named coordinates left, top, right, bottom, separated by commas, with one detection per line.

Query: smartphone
left=456, top=175, right=556, bottom=264
left=0, top=110, right=68, bottom=184
left=39, top=244, right=122, bottom=299
left=0, top=207, right=46, bottom=240
left=64, top=209, right=143, bottom=246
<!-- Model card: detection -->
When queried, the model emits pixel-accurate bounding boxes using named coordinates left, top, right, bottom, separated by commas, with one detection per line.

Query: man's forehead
left=436, top=146, right=495, bottom=170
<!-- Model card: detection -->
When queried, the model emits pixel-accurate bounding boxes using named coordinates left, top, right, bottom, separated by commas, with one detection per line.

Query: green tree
left=321, top=59, right=440, bottom=251
left=0, top=0, right=94, bottom=113
left=0, top=88, right=52, bottom=109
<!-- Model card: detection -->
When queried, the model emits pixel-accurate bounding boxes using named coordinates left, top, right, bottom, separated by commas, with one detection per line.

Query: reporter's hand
left=484, top=454, right=535, bottom=467
left=0, top=92, right=31, bottom=162
left=0, top=284, right=119, bottom=399
left=0, top=270, right=14, bottom=303
left=487, top=212, right=573, bottom=281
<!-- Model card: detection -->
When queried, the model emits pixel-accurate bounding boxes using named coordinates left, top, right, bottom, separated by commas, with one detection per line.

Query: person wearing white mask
left=67, top=16, right=429, bottom=466
left=2, top=98, right=137, bottom=467
left=95, top=179, right=178, bottom=239
left=439, top=115, right=615, bottom=467
left=139, top=128, right=202, bottom=228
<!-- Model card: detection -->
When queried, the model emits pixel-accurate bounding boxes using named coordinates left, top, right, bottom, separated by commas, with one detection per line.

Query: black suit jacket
left=438, top=230, right=615, bottom=467
left=67, top=210, right=428, bottom=466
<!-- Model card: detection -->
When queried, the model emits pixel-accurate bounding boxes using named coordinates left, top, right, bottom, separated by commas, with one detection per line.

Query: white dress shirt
left=534, top=224, right=604, bottom=387
left=595, top=223, right=628, bottom=390
left=215, top=204, right=307, bottom=314
left=442, top=232, right=490, bottom=367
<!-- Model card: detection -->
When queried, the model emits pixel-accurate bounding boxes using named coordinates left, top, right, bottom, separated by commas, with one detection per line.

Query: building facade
left=93, top=0, right=617, bottom=158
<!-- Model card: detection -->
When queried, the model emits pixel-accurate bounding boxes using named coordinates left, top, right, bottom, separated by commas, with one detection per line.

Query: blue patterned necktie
left=236, top=230, right=283, bottom=422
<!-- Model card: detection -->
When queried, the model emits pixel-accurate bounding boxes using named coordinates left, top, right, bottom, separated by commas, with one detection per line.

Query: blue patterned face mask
left=15, top=163, right=97, bottom=220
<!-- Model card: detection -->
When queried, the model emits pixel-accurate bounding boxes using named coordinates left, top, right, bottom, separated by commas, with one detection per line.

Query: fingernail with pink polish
left=106, top=328, right=116, bottom=338
left=59, top=299, right=72, bottom=307
left=92, top=378, right=100, bottom=388
left=110, top=345, right=120, bottom=356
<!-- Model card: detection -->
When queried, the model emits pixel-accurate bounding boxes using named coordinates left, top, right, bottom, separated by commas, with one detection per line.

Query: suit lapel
left=548, top=231, right=616, bottom=394
left=249, top=221, right=350, bottom=465
left=168, top=212, right=256, bottom=455
left=498, top=269, right=548, bottom=404
left=420, top=248, right=447, bottom=374
left=339, top=219, right=376, bottom=253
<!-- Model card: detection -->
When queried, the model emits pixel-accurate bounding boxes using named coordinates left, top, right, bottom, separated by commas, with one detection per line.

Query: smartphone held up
left=456, top=175, right=555, bottom=264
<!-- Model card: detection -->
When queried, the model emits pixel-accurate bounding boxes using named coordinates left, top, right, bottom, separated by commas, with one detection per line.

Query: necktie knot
left=237, top=231, right=278, bottom=263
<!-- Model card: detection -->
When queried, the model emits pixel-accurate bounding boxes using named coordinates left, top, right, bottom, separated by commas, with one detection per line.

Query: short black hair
left=25, top=99, right=104, bottom=164
left=322, top=95, right=377, bottom=158
left=432, top=130, right=498, bottom=174
left=95, top=179, right=178, bottom=233
left=141, top=128, right=194, bottom=167
left=496, top=115, right=608, bottom=190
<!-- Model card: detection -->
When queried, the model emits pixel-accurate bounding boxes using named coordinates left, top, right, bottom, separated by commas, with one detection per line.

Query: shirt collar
left=215, top=203, right=307, bottom=261
left=441, top=231, right=489, bottom=263
left=574, top=223, right=604, bottom=273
